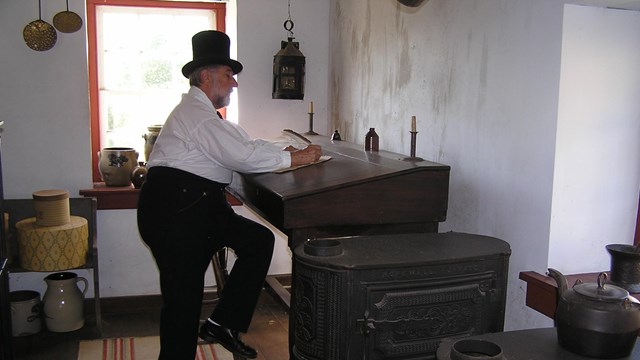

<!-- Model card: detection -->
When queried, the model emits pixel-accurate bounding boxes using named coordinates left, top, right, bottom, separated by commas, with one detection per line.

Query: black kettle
left=548, top=268, right=640, bottom=358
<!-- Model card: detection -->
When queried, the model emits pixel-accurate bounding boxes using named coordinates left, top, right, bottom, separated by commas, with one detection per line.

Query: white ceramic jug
left=42, top=272, right=88, bottom=332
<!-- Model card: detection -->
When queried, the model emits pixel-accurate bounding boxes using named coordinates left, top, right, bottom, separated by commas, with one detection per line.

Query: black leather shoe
left=199, top=322, right=257, bottom=359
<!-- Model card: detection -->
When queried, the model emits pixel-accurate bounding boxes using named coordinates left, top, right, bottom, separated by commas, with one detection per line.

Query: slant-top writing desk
left=229, top=135, right=451, bottom=307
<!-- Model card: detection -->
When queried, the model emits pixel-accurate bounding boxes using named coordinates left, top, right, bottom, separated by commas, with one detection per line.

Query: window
left=86, top=0, right=226, bottom=182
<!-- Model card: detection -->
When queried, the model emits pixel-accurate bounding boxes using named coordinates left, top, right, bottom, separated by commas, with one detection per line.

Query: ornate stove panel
left=291, top=232, right=511, bottom=360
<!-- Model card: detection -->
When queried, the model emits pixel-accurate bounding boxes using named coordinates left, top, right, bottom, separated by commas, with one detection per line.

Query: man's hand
left=290, top=145, right=322, bottom=167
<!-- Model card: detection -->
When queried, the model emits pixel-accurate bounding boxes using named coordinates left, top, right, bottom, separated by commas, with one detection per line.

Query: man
left=137, top=30, right=322, bottom=359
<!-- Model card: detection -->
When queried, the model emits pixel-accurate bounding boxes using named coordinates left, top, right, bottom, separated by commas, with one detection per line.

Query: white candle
left=309, top=101, right=314, bottom=113
left=411, top=116, right=416, bottom=132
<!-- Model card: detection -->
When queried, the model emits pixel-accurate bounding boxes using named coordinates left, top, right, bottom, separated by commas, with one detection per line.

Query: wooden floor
left=10, top=290, right=290, bottom=360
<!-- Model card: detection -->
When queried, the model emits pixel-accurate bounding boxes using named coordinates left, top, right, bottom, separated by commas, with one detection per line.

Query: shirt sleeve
left=187, top=111, right=292, bottom=173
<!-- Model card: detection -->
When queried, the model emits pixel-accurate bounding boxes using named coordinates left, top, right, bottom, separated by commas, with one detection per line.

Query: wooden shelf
left=3, top=198, right=102, bottom=337
left=79, top=183, right=139, bottom=210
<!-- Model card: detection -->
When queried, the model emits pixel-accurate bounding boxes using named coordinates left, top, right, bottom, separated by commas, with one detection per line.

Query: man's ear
left=200, top=68, right=210, bottom=83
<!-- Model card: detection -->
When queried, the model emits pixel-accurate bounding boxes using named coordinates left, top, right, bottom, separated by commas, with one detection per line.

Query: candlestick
left=402, top=130, right=424, bottom=161
left=305, top=111, right=318, bottom=135
left=411, top=115, right=416, bottom=132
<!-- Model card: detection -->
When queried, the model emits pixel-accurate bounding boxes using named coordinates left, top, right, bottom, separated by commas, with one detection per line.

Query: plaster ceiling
left=570, top=0, right=640, bottom=11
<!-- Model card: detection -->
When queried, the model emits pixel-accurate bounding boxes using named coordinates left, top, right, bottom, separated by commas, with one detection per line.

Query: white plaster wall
left=549, top=5, right=640, bottom=273
left=0, top=0, right=326, bottom=297
left=331, top=0, right=564, bottom=331
left=0, top=0, right=93, bottom=195
left=236, top=0, right=331, bottom=139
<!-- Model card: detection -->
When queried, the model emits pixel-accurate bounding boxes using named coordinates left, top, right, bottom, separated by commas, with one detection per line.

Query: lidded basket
left=32, top=189, right=70, bottom=226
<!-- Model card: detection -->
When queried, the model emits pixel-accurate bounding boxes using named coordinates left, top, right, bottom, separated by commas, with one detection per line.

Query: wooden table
left=519, top=271, right=640, bottom=319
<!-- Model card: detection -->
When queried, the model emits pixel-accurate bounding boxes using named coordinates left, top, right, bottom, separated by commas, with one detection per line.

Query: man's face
left=203, top=65, right=238, bottom=109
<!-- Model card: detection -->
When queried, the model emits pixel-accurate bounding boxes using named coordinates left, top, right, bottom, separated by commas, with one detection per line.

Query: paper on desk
left=269, top=129, right=312, bottom=149
left=273, top=155, right=332, bottom=174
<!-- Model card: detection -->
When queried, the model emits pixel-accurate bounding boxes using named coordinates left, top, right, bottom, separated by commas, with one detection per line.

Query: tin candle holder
left=403, top=131, right=424, bottom=161
left=305, top=112, right=318, bottom=135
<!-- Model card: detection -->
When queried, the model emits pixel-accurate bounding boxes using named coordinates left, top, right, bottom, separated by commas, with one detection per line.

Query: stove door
left=356, top=272, right=499, bottom=360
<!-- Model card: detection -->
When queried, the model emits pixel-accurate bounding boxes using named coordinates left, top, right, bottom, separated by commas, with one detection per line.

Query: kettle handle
left=625, top=295, right=640, bottom=309
left=597, top=272, right=608, bottom=290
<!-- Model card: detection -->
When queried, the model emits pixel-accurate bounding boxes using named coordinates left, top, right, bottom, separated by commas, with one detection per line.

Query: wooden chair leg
left=211, top=248, right=228, bottom=296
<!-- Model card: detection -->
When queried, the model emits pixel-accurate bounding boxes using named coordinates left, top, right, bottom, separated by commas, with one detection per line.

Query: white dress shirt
left=146, top=86, right=292, bottom=184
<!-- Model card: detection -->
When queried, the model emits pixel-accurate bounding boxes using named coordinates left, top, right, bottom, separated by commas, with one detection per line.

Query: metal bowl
left=451, top=339, right=505, bottom=360
left=53, top=10, right=83, bottom=33
left=23, top=19, right=57, bottom=51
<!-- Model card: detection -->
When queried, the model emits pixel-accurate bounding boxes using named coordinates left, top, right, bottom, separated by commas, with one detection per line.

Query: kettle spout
left=547, top=268, right=568, bottom=305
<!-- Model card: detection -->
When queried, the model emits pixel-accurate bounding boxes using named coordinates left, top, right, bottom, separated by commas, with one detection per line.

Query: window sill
left=79, top=183, right=139, bottom=210
left=79, top=182, right=242, bottom=210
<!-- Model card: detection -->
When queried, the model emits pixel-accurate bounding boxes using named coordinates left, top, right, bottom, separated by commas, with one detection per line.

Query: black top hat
left=181, top=30, right=243, bottom=78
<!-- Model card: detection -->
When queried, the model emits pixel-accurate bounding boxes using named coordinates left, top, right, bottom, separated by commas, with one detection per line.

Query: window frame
left=86, top=0, right=226, bottom=183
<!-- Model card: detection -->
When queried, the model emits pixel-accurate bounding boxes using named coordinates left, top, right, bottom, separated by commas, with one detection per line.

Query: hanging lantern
left=272, top=37, right=305, bottom=100
left=398, top=0, right=426, bottom=6
left=272, top=1, right=305, bottom=100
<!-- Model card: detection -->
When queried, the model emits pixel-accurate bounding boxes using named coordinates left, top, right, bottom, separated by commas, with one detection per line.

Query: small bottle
left=331, top=130, right=342, bottom=141
left=364, top=128, right=379, bottom=152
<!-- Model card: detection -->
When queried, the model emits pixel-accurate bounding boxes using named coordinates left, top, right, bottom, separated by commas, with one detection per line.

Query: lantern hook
left=284, top=0, right=295, bottom=38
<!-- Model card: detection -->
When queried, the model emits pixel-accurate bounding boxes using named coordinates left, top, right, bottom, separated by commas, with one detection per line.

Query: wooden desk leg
left=264, top=275, right=290, bottom=309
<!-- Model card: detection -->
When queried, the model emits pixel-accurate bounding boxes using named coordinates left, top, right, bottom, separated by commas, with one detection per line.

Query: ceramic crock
left=98, top=147, right=138, bottom=186
left=10, top=290, right=42, bottom=336
left=142, top=125, right=162, bottom=163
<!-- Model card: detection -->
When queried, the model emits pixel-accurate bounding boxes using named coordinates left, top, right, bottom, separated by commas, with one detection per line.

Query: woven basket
left=16, top=216, right=88, bottom=271
left=32, top=190, right=70, bottom=227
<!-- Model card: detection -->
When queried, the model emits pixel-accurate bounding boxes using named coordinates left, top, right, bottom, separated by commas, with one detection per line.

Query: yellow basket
left=16, top=216, right=88, bottom=271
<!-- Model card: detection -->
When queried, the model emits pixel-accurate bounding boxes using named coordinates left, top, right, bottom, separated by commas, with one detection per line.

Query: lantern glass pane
left=280, top=65, right=296, bottom=74
left=280, top=76, right=296, bottom=89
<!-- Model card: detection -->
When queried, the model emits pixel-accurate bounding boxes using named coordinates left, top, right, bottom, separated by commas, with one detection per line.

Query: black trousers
left=137, top=167, right=274, bottom=360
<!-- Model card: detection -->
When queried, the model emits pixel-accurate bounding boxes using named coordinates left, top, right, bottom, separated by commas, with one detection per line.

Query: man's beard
left=212, top=94, right=231, bottom=109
